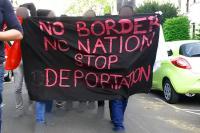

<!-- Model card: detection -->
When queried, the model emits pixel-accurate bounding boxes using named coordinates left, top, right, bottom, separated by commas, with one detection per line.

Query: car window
left=179, top=43, right=200, bottom=57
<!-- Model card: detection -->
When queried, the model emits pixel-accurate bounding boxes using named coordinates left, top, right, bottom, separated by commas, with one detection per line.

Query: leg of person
left=98, top=100, right=105, bottom=107
left=35, top=102, right=46, bottom=133
left=122, top=98, right=128, bottom=116
left=109, top=101, right=113, bottom=122
left=27, top=100, right=34, bottom=115
left=14, top=63, right=24, bottom=117
left=45, top=101, right=53, bottom=113
left=65, top=100, right=73, bottom=111
left=35, top=102, right=46, bottom=123
left=87, top=101, right=95, bottom=109
left=110, top=99, right=125, bottom=132
left=96, top=101, right=105, bottom=119
left=44, top=101, right=55, bottom=126
left=0, top=64, right=4, bottom=133
left=77, top=101, right=87, bottom=113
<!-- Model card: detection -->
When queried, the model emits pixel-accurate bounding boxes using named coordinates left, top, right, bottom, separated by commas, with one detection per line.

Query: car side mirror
left=167, top=49, right=173, bottom=56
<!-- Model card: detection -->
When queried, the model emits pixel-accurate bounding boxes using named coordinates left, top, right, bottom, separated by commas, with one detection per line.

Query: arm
left=0, top=29, right=23, bottom=41
left=0, top=0, right=23, bottom=41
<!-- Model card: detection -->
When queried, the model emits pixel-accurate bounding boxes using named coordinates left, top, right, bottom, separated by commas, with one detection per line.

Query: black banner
left=21, top=14, right=160, bottom=101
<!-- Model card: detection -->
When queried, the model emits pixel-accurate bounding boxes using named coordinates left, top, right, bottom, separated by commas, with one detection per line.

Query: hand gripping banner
left=21, top=14, right=161, bottom=101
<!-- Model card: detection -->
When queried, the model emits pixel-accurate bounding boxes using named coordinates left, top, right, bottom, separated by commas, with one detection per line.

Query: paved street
left=2, top=82, right=200, bottom=133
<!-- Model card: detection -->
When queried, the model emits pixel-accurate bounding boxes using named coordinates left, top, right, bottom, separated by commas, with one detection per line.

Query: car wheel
left=163, top=79, right=179, bottom=104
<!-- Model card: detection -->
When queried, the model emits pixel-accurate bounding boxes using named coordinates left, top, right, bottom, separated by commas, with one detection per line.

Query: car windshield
left=179, top=43, right=200, bottom=57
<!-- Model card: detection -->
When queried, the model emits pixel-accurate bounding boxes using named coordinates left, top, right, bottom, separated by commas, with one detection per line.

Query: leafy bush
left=104, top=5, right=111, bottom=14
left=163, top=16, right=190, bottom=41
left=136, top=1, right=160, bottom=13
left=159, top=3, right=178, bottom=23
left=65, top=0, right=114, bottom=16
left=136, top=2, right=178, bottom=23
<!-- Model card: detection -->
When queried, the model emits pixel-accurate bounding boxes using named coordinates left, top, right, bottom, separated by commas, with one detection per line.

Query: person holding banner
left=13, top=2, right=37, bottom=118
left=75, top=9, right=97, bottom=113
left=13, top=6, right=31, bottom=118
left=19, top=3, right=37, bottom=17
left=78, top=9, right=97, bottom=111
left=34, top=9, right=55, bottom=133
left=109, top=5, right=135, bottom=132
left=0, top=0, right=23, bottom=131
left=78, top=9, right=105, bottom=111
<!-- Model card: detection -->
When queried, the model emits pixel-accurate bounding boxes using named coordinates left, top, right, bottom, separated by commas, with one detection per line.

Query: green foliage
left=65, top=0, right=114, bottom=16
left=195, top=24, right=200, bottom=40
left=104, top=5, right=111, bottom=14
left=159, top=3, right=178, bottom=22
left=136, top=2, right=178, bottom=23
left=163, top=16, right=190, bottom=41
left=95, top=0, right=107, bottom=3
left=136, top=1, right=160, bottom=13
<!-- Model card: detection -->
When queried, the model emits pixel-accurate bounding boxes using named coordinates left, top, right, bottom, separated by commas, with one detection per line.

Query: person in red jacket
left=0, top=0, right=23, bottom=132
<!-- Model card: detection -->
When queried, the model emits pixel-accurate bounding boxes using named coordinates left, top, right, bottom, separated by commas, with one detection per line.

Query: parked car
left=152, top=40, right=200, bottom=104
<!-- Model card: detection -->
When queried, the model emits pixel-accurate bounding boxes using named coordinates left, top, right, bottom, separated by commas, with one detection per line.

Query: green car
left=152, top=40, right=200, bottom=104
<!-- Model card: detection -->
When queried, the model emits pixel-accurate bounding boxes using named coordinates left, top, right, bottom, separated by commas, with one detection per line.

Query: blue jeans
left=109, top=99, right=128, bottom=129
left=45, top=101, right=53, bottom=113
left=35, top=101, right=53, bottom=123
left=0, top=65, right=4, bottom=133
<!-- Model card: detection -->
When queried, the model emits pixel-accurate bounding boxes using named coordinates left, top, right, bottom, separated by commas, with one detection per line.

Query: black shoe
left=112, top=126, right=125, bottom=132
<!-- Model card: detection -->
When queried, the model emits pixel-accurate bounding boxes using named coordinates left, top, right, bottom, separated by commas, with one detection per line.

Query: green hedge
left=163, top=16, right=190, bottom=41
left=136, top=1, right=159, bottom=13
left=136, top=2, right=178, bottom=23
